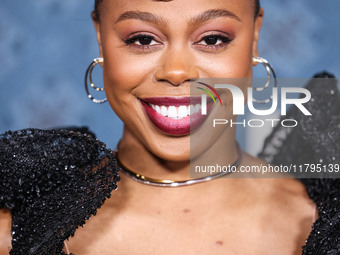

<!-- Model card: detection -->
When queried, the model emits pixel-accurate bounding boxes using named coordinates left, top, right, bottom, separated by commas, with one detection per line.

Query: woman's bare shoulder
left=0, top=209, right=12, bottom=255
left=241, top=152, right=313, bottom=201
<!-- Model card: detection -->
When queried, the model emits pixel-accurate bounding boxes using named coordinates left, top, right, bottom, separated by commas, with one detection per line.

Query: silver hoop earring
left=85, top=57, right=107, bottom=104
left=252, top=57, right=277, bottom=104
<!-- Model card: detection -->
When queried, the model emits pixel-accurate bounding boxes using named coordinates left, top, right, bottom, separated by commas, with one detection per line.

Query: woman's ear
left=91, top=11, right=103, bottom=60
left=252, top=7, right=264, bottom=65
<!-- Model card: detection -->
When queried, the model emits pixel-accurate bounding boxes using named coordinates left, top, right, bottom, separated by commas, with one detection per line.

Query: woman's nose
left=154, top=49, right=199, bottom=86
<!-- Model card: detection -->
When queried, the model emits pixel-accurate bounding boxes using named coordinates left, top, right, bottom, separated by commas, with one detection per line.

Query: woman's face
left=93, top=0, right=263, bottom=161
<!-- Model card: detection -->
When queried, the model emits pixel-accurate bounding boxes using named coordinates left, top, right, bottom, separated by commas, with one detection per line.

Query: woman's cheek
left=195, top=38, right=253, bottom=80
left=104, top=54, right=150, bottom=91
left=196, top=54, right=251, bottom=78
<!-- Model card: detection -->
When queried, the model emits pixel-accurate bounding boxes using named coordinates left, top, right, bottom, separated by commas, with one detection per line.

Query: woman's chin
left=151, top=140, right=191, bottom=162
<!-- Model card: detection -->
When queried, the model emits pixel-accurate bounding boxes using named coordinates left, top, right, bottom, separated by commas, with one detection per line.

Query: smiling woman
left=0, top=0, right=339, bottom=255
left=89, top=0, right=263, bottom=164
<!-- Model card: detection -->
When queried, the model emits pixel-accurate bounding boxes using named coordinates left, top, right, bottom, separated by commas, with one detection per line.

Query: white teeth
left=149, top=104, right=202, bottom=119
left=160, top=106, right=168, bottom=117
left=189, top=105, right=195, bottom=115
left=155, top=105, right=161, bottom=114
left=168, top=106, right=177, bottom=118
left=178, top=105, right=187, bottom=118
left=194, top=104, right=201, bottom=113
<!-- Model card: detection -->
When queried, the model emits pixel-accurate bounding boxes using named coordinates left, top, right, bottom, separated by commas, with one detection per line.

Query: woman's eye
left=197, top=34, right=232, bottom=46
left=124, top=35, right=159, bottom=46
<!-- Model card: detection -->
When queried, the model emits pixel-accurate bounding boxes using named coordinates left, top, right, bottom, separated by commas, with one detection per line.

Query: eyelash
left=124, top=34, right=159, bottom=47
left=123, top=33, right=233, bottom=50
left=196, top=33, right=232, bottom=49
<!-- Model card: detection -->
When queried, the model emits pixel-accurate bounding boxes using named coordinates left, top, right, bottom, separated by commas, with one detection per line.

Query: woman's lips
left=140, top=97, right=213, bottom=136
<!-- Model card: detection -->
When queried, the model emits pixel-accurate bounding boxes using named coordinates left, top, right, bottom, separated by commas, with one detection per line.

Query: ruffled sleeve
left=0, top=128, right=119, bottom=255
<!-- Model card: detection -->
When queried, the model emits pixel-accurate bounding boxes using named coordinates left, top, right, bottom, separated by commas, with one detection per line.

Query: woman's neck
left=116, top=125, right=239, bottom=182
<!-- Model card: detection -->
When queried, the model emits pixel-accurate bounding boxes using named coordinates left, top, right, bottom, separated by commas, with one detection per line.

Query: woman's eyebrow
left=115, top=11, right=167, bottom=26
left=115, top=9, right=241, bottom=26
left=189, top=9, right=242, bottom=25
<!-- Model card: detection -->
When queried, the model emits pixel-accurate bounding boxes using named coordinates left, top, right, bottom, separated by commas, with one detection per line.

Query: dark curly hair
left=93, top=0, right=261, bottom=21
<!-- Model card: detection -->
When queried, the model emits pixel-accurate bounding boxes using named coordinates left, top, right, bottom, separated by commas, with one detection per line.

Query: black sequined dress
left=0, top=72, right=339, bottom=254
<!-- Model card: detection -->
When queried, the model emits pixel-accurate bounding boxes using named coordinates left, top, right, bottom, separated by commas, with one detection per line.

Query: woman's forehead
left=97, top=0, right=255, bottom=21
left=95, top=0, right=258, bottom=11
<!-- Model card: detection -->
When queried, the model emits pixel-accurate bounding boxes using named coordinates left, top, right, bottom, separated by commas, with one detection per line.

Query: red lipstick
left=140, top=97, right=213, bottom=136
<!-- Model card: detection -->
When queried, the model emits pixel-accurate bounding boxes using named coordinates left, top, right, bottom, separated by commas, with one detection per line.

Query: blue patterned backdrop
left=0, top=1, right=339, bottom=149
